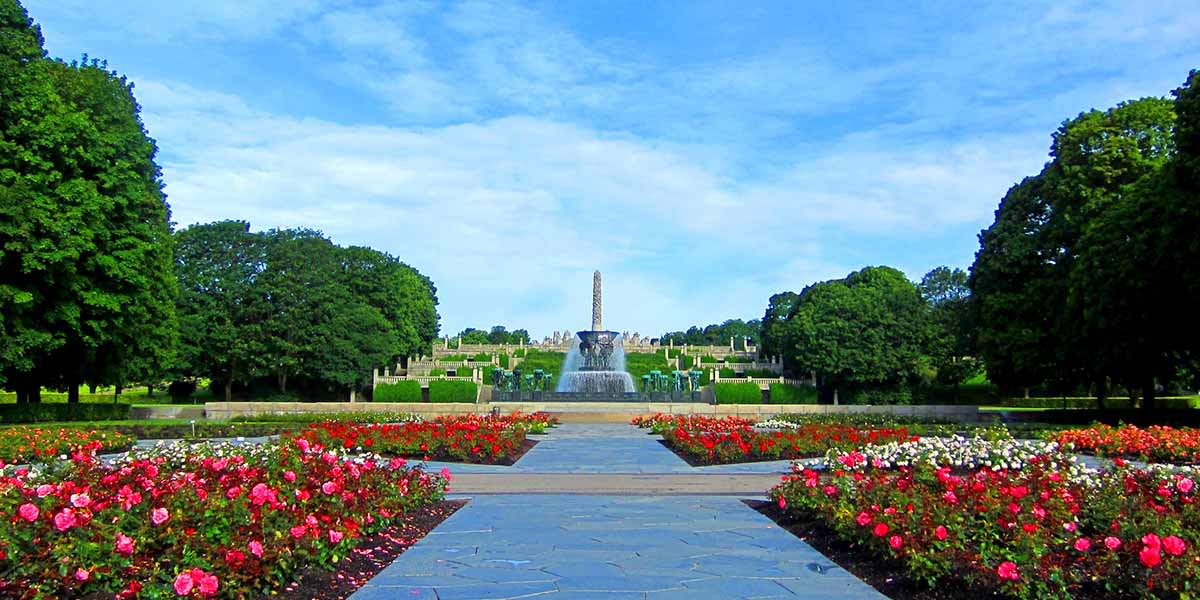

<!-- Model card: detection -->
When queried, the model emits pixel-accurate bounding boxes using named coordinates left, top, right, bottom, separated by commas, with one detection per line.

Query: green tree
left=1, top=1, right=176, bottom=401
left=759, top=291, right=799, bottom=362
left=338, top=246, right=438, bottom=363
left=487, top=325, right=510, bottom=344
left=457, top=328, right=489, bottom=345
left=919, top=267, right=979, bottom=398
left=174, top=221, right=269, bottom=401
left=784, top=266, right=928, bottom=402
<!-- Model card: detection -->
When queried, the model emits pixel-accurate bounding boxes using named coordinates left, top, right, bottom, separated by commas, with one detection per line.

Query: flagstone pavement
left=351, top=424, right=886, bottom=600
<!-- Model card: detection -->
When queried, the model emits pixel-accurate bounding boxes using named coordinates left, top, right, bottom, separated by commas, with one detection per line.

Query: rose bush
left=1052, top=424, right=1200, bottom=464
left=294, top=413, right=554, bottom=464
left=771, top=450, right=1199, bottom=598
left=636, top=414, right=914, bottom=465
left=0, top=436, right=447, bottom=598
left=0, top=427, right=134, bottom=464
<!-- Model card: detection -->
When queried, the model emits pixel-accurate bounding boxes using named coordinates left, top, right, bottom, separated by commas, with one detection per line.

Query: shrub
left=848, top=384, right=914, bottom=405
left=744, top=368, right=778, bottom=378
left=451, top=368, right=472, bottom=378
left=625, top=352, right=672, bottom=382
left=714, top=382, right=763, bottom=404
left=372, top=381, right=421, bottom=403
left=0, top=403, right=131, bottom=424
left=514, top=350, right=565, bottom=376
left=167, top=380, right=197, bottom=402
left=498, top=353, right=510, bottom=368
left=428, top=380, right=478, bottom=403
left=428, top=368, right=447, bottom=376
left=699, top=355, right=719, bottom=364
left=769, top=383, right=818, bottom=404
left=719, top=367, right=737, bottom=378
left=472, top=352, right=491, bottom=362
left=724, top=355, right=753, bottom=363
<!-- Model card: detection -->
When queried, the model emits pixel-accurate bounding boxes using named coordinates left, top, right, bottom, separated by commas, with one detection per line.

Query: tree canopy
left=1, top=0, right=176, bottom=401
left=174, top=223, right=439, bottom=400
left=661, top=319, right=761, bottom=349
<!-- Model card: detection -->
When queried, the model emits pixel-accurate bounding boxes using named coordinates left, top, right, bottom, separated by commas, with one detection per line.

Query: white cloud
left=136, top=78, right=1039, bottom=338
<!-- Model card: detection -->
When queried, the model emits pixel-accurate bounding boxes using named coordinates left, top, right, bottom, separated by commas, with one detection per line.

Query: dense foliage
left=455, top=326, right=530, bottom=345
left=371, top=381, right=422, bottom=403
left=174, top=222, right=438, bottom=401
left=971, top=74, right=1199, bottom=405
left=0, top=427, right=132, bottom=463
left=713, top=382, right=762, bottom=404
left=661, top=319, right=760, bottom=349
left=0, top=1, right=176, bottom=403
left=427, top=380, right=477, bottom=403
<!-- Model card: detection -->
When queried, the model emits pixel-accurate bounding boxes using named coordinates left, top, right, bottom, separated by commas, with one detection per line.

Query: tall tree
left=1, top=1, right=176, bottom=401
left=919, top=267, right=979, bottom=398
left=174, top=221, right=269, bottom=402
left=760, top=291, right=799, bottom=363
left=784, top=266, right=927, bottom=402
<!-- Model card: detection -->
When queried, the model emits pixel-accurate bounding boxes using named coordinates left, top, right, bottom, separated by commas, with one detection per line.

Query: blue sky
left=23, top=0, right=1199, bottom=340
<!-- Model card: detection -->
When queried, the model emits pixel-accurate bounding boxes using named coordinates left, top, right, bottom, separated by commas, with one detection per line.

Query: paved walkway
left=351, top=424, right=885, bottom=600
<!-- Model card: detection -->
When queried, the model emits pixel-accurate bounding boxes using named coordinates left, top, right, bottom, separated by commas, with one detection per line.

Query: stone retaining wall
left=203, top=401, right=980, bottom=422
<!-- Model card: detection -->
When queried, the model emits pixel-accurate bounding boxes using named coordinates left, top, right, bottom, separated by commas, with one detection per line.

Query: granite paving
left=352, top=423, right=886, bottom=600
left=350, top=495, right=886, bottom=600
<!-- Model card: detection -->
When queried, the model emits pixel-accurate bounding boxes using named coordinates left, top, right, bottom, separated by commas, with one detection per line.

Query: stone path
left=352, top=424, right=886, bottom=600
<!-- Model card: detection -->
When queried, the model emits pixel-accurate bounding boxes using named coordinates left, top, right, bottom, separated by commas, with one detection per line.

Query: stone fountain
left=556, top=271, right=637, bottom=394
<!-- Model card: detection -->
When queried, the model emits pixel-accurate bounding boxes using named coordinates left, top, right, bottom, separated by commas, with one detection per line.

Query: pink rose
left=321, top=481, right=337, bottom=495
left=1105, top=536, right=1122, bottom=550
left=1140, top=546, right=1162, bottom=568
left=70, top=493, right=90, bottom=508
left=1063, top=521, right=1077, bottom=532
left=290, top=525, right=307, bottom=539
left=17, top=503, right=39, bottom=523
left=151, top=507, right=169, bottom=526
left=75, top=568, right=89, bottom=581
left=997, top=561, right=1020, bottom=581
left=116, top=533, right=135, bottom=555
left=777, top=496, right=786, bottom=510
left=1074, top=538, right=1091, bottom=552
left=1179, top=478, right=1195, bottom=494
left=1142, top=533, right=1162, bottom=549
left=1163, top=535, right=1187, bottom=557
left=889, top=535, right=903, bottom=550
left=935, top=525, right=948, bottom=541
left=35, top=484, right=54, bottom=498
left=856, top=512, right=872, bottom=526
left=225, top=486, right=242, bottom=500
left=248, top=540, right=264, bottom=557
left=197, top=573, right=218, bottom=596
left=283, top=470, right=296, bottom=482
left=53, top=508, right=76, bottom=531
left=329, top=530, right=343, bottom=544
left=440, top=467, right=453, bottom=481
left=174, top=572, right=194, bottom=596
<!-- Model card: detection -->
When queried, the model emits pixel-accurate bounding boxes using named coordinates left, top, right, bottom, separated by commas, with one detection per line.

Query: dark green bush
left=0, top=402, right=131, bottom=424
left=848, top=385, right=914, bottom=405
left=372, top=381, right=421, bottom=403
left=744, top=368, right=778, bottom=378
left=714, top=382, right=763, bottom=404
left=514, top=350, right=565, bottom=375
left=168, top=380, right=197, bottom=402
left=498, top=353, right=510, bottom=368
left=699, top=355, right=719, bottom=364
left=428, top=368, right=447, bottom=376
left=719, top=367, right=737, bottom=378
left=429, top=380, right=478, bottom=403
left=724, top=355, right=753, bottom=363
left=472, top=352, right=491, bottom=362
left=769, top=383, right=818, bottom=404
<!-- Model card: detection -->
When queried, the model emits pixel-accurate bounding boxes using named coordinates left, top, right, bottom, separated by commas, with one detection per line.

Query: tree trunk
left=1142, top=377, right=1156, bottom=410
left=953, top=381, right=961, bottom=404
left=26, top=382, right=41, bottom=403
left=1095, top=377, right=1107, bottom=410
left=147, top=384, right=154, bottom=397
left=114, top=384, right=122, bottom=400
left=67, top=383, right=80, bottom=404
left=15, top=386, right=26, bottom=404
left=224, top=378, right=234, bottom=402
left=88, top=384, right=97, bottom=394
left=279, top=372, right=288, bottom=394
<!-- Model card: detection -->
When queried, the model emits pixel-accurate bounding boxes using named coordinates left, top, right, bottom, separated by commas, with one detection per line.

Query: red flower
left=1162, top=535, right=1187, bottom=557
left=17, top=503, right=38, bottom=522
left=1074, top=538, right=1091, bottom=552
left=1104, top=536, right=1121, bottom=550
left=856, top=511, right=872, bottom=526
left=1140, top=546, right=1162, bottom=568
left=873, top=523, right=889, bottom=537
left=997, top=561, right=1020, bottom=581
left=889, top=535, right=903, bottom=550
left=934, top=525, right=947, bottom=541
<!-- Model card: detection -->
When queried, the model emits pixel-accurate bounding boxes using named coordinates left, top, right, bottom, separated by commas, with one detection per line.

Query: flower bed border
left=270, top=499, right=466, bottom=600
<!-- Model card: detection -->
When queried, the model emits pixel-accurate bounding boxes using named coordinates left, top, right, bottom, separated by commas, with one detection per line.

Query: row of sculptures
left=540, top=330, right=657, bottom=347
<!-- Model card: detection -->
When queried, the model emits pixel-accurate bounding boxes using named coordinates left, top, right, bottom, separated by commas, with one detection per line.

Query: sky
left=23, top=0, right=1200, bottom=340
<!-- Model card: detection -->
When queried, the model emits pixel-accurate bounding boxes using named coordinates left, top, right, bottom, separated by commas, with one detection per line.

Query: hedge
left=428, top=380, right=478, bottom=403
left=0, top=402, right=131, bottom=424
left=372, top=381, right=421, bottom=403
left=768, top=383, right=818, bottom=404
left=714, top=382, right=763, bottom=404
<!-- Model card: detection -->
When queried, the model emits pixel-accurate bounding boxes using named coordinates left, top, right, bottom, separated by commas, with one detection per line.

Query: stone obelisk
left=591, top=270, right=602, bottom=331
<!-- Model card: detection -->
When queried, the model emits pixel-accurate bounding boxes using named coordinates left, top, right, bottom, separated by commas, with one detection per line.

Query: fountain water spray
left=556, top=271, right=636, bottom=394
